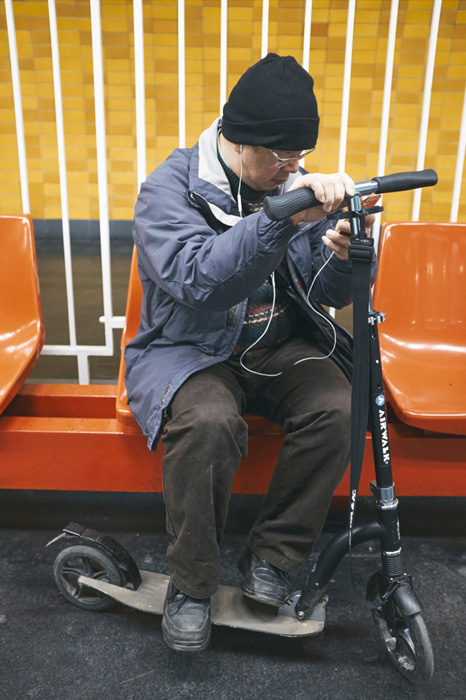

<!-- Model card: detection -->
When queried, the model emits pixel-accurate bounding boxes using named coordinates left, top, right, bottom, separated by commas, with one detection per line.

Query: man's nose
left=283, top=159, right=300, bottom=174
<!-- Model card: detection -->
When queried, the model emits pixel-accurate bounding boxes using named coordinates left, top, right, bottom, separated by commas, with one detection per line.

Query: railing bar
left=47, top=0, right=78, bottom=348
left=178, top=0, right=186, bottom=148
left=302, top=0, right=312, bottom=71
left=377, top=0, right=399, bottom=178
left=450, top=83, right=466, bottom=223
left=99, top=315, right=125, bottom=329
left=412, top=0, right=442, bottom=221
left=338, top=0, right=356, bottom=173
left=90, top=0, right=114, bottom=367
left=220, top=0, right=228, bottom=110
left=331, top=0, right=356, bottom=320
left=300, top=0, right=312, bottom=170
left=42, top=344, right=115, bottom=356
left=373, top=0, right=399, bottom=247
left=5, top=0, right=30, bottom=214
left=77, top=355, right=90, bottom=384
left=261, top=0, right=269, bottom=59
left=133, top=0, right=146, bottom=189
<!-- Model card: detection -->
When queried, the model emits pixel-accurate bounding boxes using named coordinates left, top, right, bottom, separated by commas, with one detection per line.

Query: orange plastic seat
left=0, top=215, right=45, bottom=414
left=373, top=222, right=466, bottom=435
left=116, top=247, right=142, bottom=426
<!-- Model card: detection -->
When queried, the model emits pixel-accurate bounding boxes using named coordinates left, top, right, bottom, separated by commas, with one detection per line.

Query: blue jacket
left=125, top=120, right=377, bottom=449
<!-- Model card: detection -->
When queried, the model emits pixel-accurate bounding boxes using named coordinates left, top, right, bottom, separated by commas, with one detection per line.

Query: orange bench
left=0, top=223, right=464, bottom=496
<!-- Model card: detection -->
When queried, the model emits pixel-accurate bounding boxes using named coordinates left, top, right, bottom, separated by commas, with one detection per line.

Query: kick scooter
left=48, top=168, right=438, bottom=685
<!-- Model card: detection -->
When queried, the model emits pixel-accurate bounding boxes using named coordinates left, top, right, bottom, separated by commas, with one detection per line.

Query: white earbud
left=239, top=253, right=337, bottom=377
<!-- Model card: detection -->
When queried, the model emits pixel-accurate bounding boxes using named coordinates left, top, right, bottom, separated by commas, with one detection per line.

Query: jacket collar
left=188, top=120, right=240, bottom=227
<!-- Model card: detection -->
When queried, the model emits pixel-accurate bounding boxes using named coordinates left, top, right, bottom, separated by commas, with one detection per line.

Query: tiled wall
left=1, top=0, right=465, bottom=222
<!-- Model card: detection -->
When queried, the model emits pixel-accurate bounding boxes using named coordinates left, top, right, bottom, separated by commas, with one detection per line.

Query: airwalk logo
left=378, top=405, right=390, bottom=464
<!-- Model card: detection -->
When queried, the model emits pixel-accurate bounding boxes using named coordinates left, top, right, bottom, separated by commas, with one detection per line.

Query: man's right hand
left=288, top=172, right=356, bottom=226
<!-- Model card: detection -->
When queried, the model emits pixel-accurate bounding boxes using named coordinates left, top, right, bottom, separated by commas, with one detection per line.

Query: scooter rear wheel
left=372, top=602, right=434, bottom=684
left=54, top=544, right=125, bottom=611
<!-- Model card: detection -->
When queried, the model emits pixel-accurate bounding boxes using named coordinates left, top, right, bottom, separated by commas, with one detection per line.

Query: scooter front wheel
left=372, top=603, right=434, bottom=684
left=54, top=544, right=125, bottom=611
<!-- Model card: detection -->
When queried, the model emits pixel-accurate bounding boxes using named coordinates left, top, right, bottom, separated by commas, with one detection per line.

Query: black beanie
left=222, top=53, right=319, bottom=151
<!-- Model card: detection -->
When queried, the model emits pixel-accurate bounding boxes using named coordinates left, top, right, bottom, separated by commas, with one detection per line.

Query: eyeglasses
left=267, top=147, right=315, bottom=168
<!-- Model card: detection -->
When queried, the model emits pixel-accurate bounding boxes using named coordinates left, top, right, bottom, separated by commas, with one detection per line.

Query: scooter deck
left=79, top=570, right=327, bottom=638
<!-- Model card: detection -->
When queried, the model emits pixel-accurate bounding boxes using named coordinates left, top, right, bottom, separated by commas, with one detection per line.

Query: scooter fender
left=367, top=570, right=422, bottom=616
left=392, top=580, right=423, bottom=617
left=47, top=522, right=142, bottom=590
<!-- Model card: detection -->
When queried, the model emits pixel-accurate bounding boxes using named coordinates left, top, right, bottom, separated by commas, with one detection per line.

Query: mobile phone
left=361, top=194, right=381, bottom=208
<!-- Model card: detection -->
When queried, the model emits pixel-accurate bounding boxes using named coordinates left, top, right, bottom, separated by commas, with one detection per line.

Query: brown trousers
left=161, top=336, right=351, bottom=599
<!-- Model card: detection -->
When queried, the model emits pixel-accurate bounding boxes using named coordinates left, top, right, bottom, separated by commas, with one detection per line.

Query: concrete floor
left=1, top=523, right=466, bottom=700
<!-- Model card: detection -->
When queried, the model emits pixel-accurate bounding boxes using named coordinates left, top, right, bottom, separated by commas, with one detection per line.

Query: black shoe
left=162, top=581, right=211, bottom=652
left=238, top=548, right=292, bottom=607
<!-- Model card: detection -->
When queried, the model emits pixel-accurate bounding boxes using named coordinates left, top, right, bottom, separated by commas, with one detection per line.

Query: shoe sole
left=240, top=585, right=285, bottom=607
left=163, top=637, right=211, bottom=652
left=162, top=622, right=211, bottom=652
left=238, top=551, right=290, bottom=607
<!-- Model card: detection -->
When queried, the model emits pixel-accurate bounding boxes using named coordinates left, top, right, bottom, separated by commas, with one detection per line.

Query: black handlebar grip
left=372, top=168, right=438, bottom=194
left=263, top=168, right=439, bottom=222
left=263, top=188, right=320, bottom=221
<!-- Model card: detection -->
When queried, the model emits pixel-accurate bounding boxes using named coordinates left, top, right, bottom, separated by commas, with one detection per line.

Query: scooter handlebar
left=262, top=168, right=438, bottom=221
left=372, top=168, right=438, bottom=194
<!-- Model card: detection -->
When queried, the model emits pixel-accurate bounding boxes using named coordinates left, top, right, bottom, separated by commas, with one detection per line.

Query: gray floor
left=1, top=526, right=466, bottom=700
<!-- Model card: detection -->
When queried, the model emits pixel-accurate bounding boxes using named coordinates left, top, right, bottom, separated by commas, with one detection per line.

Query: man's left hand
left=322, top=213, right=376, bottom=260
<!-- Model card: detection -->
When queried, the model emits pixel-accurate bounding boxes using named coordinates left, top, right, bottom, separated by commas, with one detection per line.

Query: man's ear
left=231, top=142, right=242, bottom=154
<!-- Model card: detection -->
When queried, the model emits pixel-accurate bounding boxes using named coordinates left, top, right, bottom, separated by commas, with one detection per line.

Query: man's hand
left=288, top=172, right=356, bottom=226
left=322, top=213, right=377, bottom=260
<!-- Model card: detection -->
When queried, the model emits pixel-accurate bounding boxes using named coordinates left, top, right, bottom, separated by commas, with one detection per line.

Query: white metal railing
left=5, top=0, right=466, bottom=383
left=412, top=0, right=442, bottom=222
left=220, top=0, right=228, bottom=111
left=373, top=0, right=399, bottom=236
left=178, top=0, right=186, bottom=149
left=261, top=0, right=270, bottom=59
left=134, top=0, right=146, bottom=191
left=338, top=0, right=355, bottom=174
left=48, top=0, right=77, bottom=355
left=5, top=0, right=29, bottom=214
left=6, top=0, right=115, bottom=383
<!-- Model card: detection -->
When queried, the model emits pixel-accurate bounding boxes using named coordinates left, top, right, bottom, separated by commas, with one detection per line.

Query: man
left=125, top=53, right=377, bottom=652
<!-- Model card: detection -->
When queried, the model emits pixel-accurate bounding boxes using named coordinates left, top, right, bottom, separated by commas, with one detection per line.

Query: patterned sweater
left=217, top=145, right=298, bottom=353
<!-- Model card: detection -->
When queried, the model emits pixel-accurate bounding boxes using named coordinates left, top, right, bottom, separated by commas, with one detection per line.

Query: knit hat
left=222, top=53, right=319, bottom=151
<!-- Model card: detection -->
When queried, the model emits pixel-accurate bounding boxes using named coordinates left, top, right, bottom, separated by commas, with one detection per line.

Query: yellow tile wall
left=0, top=0, right=465, bottom=222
